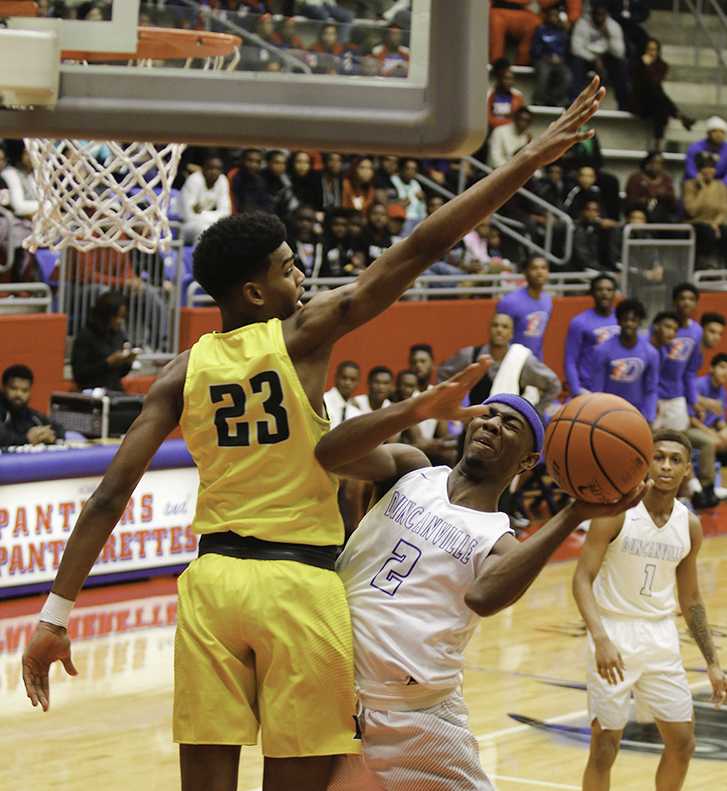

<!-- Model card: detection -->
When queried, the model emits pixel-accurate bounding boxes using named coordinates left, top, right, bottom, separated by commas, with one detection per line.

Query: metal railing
left=186, top=270, right=596, bottom=308
left=0, top=282, right=52, bottom=314
left=463, top=157, right=575, bottom=267
left=674, top=0, right=727, bottom=103
left=58, top=222, right=185, bottom=363
left=694, top=269, right=727, bottom=290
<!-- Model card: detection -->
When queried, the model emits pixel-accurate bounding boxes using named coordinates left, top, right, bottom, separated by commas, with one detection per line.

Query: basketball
left=544, top=393, right=653, bottom=504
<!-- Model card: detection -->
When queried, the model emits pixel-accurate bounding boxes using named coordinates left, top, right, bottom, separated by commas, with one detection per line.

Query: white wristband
left=39, top=592, right=75, bottom=628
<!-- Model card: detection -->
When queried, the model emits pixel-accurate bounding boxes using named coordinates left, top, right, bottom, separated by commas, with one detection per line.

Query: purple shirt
left=655, top=320, right=702, bottom=413
left=590, top=334, right=659, bottom=422
left=498, top=287, right=553, bottom=361
left=696, top=373, right=726, bottom=428
left=565, top=308, right=619, bottom=395
left=684, top=138, right=727, bottom=183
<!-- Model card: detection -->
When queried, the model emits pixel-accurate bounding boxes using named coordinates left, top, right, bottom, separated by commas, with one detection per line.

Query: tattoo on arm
left=685, top=603, right=718, bottom=665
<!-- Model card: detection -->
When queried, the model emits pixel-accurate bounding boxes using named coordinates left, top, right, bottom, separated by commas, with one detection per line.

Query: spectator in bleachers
left=180, top=154, right=231, bottom=244
left=318, top=152, right=344, bottom=210
left=342, top=157, right=376, bottom=212
left=487, top=107, right=533, bottom=170
left=531, top=6, right=571, bottom=107
left=1, top=143, right=38, bottom=221
left=323, top=360, right=362, bottom=429
left=463, top=220, right=511, bottom=273
left=71, top=291, right=137, bottom=392
left=231, top=148, right=275, bottom=213
left=0, top=145, right=35, bottom=281
left=437, top=312, right=561, bottom=414
left=359, top=202, right=393, bottom=265
left=489, top=1, right=582, bottom=67
left=630, top=38, right=695, bottom=152
left=607, top=0, right=650, bottom=58
left=497, top=255, right=552, bottom=361
left=373, top=155, right=400, bottom=204
left=296, top=0, right=354, bottom=29
left=288, top=151, right=323, bottom=211
left=683, top=152, right=727, bottom=269
left=287, top=204, right=323, bottom=277
left=589, top=297, right=659, bottom=423
left=625, top=151, right=678, bottom=223
left=386, top=203, right=407, bottom=242
left=352, top=366, right=395, bottom=413
left=685, top=116, right=727, bottom=183
left=309, top=22, right=350, bottom=73
left=700, top=313, right=725, bottom=360
left=532, top=162, right=567, bottom=209
left=565, top=273, right=619, bottom=397
left=563, top=165, right=601, bottom=218
left=570, top=199, right=618, bottom=271
left=391, top=158, right=426, bottom=234
left=410, top=343, right=435, bottom=394
left=272, top=16, right=305, bottom=50
left=321, top=208, right=355, bottom=277
left=261, top=149, right=294, bottom=217
left=672, top=281, right=704, bottom=367
left=571, top=2, right=630, bottom=111
left=0, top=364, right=65, bottom=447
left=393, top=369, right=418, bottom=402
left=371, top=23, right=410, bottom=77
left=486, top=59, right=525, bottom=132
left=560, top=128, right=621, bottom=219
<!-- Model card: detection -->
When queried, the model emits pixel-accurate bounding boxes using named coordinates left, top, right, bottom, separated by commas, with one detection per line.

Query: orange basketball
left=544, top=393, right=653, bottom=504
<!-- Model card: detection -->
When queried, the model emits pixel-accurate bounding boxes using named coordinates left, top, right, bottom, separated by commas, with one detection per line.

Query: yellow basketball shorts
left=173, top=553, right=360, bottom=757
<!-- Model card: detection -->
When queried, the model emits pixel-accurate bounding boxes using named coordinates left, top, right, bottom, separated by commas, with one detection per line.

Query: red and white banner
left=0, top=467, right=199, bottom=588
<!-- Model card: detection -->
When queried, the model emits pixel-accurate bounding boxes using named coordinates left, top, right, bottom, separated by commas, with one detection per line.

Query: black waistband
left=198, top=532, right=338, bottom=571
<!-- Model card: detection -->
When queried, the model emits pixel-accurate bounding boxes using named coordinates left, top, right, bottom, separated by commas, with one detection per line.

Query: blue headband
left=482, top=393, right=544, bottom=453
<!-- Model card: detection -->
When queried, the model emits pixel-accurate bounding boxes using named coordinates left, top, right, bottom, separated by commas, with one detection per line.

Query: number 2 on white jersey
left=370, top=539, right=422, bottom=597
left=640, top=563, right=656, bottom=597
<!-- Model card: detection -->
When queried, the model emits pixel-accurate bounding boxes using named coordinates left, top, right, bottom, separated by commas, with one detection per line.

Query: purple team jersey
left=497, top=287, right=553, bottom=361
left=657, top=319, right=703, bottom=413
left=589, top=334, right=659, bottom=422
left=696, top=373, right=726, bottom=428
left=564, top=308, right=619, bottom=395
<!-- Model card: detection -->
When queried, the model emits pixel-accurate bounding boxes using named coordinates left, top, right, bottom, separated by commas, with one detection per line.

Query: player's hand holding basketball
left=569, top=481, right=650, bottom=523
left=409, top=358, right=492, bottom=423
left=707, top=663, right=726, bottom=708
left=525, top=76, right=605, bottom=168
left=594, top=636, right=625, bottom=686
left=22, top=622, right=78, bottom=712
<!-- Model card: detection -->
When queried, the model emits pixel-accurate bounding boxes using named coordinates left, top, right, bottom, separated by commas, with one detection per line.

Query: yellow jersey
left=180, top=318, right=344, bottom=546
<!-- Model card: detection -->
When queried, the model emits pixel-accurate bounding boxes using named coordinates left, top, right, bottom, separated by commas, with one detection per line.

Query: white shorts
left=327, top=690, right=494, bottom=791
left=654, top=397, right=690, bottom=432
left=586, top=616, right=693, bottom=731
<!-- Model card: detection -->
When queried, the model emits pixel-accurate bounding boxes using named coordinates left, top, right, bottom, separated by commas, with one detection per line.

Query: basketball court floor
left=3, top=519, right=725, bottom=791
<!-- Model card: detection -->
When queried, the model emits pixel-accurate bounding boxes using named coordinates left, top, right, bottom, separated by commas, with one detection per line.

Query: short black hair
left=2, top=364, right=33, bottom=386
left=491, top=57, right=511, bottom=77
left=652, top=429, right=692, bottom=458
left=616, top=298, right=646, bottom=322
left=336, top=360, right=360, bottom=375
left=193, top=212, right=287, bottom=302
left=672, top=282, right=699, bottom=301
left=368, top=365, right=393, bottom=383
left=525, top=254, right=548, bottom=270
left=265, top=149, right=287, bottom=163
left=701, top=312, right=726, bottom=328
left=711, top=352, right=727, bottom=366
left=88, top=291, right=127, bottom=332
left=590, top=273, right=617, bottom=293
left=409, top=343, right=433, bottom=359
left=653, top=310, right=680, bottom=325
left=396, top=369, right=417, bottom=387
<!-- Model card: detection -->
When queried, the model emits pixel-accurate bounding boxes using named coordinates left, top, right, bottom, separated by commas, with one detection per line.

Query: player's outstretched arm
left=315, top=360, right=490, bottom=482
left=21, top=353, right=188, bottom=712
left=288, top=78, right=605, bottom=352
left=465, top=487, right=644, bottom=619
left=677, top=514, right=726, bottom=707
left=572, top=516, right=627, bottom=685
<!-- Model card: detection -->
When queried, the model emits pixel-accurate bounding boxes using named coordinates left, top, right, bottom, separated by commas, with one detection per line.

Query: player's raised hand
left=707, top=663, right=726, bottom=708
left=409, top=357, right=492, bottom=423
left=594, top=635, right=625, bottom=685
left=525, top=76, right=605, bottom=168
left=571, top=481, right=650, bottom=522
left=22, top=622, right=78, bottom=712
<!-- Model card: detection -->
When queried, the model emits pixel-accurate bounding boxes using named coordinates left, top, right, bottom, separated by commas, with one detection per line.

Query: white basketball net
left=23, top=42, right=240, bottom=254
left=24, top=139, right=184, bottom=253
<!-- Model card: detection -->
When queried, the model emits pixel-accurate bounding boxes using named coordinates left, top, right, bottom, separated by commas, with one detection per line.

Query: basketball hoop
left=23, top=28, right=241, bottom=254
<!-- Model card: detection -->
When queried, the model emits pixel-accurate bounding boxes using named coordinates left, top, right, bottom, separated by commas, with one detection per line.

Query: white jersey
left=336, top=466, right=513, bottom=708
left=351, top=394, right=392, bottom=414
left=593, top=500, right=691, bottom=621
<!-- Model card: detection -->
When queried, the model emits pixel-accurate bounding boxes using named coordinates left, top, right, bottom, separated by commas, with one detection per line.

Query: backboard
left=0, top=0, right=488, bottom=156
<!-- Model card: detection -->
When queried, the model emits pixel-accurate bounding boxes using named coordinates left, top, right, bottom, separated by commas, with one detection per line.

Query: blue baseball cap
left=482, top=393, right=544, bottom=454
